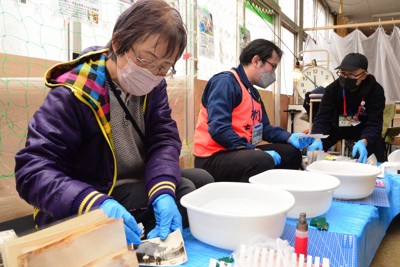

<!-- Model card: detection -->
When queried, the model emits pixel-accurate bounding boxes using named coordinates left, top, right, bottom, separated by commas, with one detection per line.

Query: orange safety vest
left=193, top=70, right=262, bottom=157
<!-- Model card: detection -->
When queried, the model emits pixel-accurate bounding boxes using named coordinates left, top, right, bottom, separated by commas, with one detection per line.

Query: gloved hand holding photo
left=288, top=133, right=315, bottom=150
left=147, top=194, right=182, bottom=240
left=307, top=139, right=323, bottom=152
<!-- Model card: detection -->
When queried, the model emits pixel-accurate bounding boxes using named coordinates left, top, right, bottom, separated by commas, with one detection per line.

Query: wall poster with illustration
left=198, top=6, right=214, bottom=59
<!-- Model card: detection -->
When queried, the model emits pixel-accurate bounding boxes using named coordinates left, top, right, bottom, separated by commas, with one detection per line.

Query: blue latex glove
left=307, top=139, right=323, bottom=152
left=100, top=199, right=142, bottom=245
left=352, top=140, right=368, bottom=163
left=147, top=194, right=182, bottom=240
left=265, top=150, right=281, bottom=166
left=288, top=133, right=315, bottom=150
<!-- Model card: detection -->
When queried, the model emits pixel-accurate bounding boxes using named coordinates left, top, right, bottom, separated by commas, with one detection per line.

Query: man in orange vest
left=193, top=39, right=314, bottom=182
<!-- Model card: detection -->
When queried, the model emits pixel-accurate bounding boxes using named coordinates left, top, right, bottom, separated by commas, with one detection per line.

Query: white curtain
left=304, top=26, right=400, bottom=102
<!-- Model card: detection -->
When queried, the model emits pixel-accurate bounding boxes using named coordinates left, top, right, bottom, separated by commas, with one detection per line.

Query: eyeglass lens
left=131, top=48, right=175, bottom=76
left=265, top=60, right=277, bottom=70
left=337, top=70, right=364, bottom=79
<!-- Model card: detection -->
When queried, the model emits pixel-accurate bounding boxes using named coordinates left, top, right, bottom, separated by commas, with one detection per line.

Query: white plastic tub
left=306, top=160, right=381, bottom=199
left=180, top=182, right=295, bottom=251
left=249, top=169, right=340, bottom=219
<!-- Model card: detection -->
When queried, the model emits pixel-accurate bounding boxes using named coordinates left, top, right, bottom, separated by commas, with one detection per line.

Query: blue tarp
left=178, top=174, right=400, bottom=267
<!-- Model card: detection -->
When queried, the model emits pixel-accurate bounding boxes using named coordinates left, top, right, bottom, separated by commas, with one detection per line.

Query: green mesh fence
left=0, top=0, right=135, bottom=180
left=0, top=0, right=193, bottom=183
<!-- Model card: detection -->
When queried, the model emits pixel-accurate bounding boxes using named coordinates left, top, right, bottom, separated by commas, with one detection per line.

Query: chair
left=384, top=128, right=400, bottom=155
left=382, top=103, right=400, bottom=157
left=342, top=139, right=354, bottom=157
left=302, top=86, right=325, bottom=131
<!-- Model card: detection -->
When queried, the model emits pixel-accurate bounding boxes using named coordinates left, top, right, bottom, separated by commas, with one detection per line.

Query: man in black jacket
left=307, top=53, right=386, bottom=163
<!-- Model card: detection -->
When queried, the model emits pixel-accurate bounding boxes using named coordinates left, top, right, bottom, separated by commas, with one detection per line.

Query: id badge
left=252, top=123, right=263, bottom=145
left=351, top=117, right=361, bottom=126
left=338, top=115, right=352, bottom=127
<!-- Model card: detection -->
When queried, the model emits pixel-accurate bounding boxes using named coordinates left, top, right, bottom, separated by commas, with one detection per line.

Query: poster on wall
left=198, top=6, right=214, bottom=59
left=57, top=0, right=100, bottom=24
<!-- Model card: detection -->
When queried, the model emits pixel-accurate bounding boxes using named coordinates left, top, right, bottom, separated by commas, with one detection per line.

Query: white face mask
left=116, top=53, right=164, bottom=96
left=258, top=71, right=276, bottom=88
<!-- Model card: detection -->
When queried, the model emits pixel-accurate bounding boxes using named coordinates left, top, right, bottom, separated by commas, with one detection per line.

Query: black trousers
left=111, top=168, right=214, bottom=236
left=195, top=143, right=302, bottom=183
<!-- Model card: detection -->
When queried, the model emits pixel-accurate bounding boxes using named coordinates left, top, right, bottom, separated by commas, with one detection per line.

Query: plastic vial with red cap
left=295, top=212, right=308, bottom=257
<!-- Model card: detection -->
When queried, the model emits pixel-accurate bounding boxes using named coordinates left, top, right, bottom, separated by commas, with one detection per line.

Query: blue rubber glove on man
left=288, top=133, right=315, bottom=150
left=352, top=139, right=368, bottom=163
left=100, top=199, right=143, bottom=245
left=265, top=150, right=281, bottom=166
left=307, top=139, right=323, bottom=151
left=147, top=194, right=182, bottom=240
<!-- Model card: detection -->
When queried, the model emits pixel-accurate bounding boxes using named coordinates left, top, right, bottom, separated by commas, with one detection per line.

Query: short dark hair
left=239, top=39, right=283, bottom=65
left=107, top=0, right=187, bottom=64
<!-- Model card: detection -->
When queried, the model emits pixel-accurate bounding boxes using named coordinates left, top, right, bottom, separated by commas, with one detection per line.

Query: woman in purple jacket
left=14, top=0, right=213, bottom=245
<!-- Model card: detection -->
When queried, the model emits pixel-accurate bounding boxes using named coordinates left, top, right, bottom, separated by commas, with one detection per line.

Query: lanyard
left=342, top=88, right=364, bottom=120
left=247, top=87, right=257, bottom=125
left=106, top=70, right=145, bottom=142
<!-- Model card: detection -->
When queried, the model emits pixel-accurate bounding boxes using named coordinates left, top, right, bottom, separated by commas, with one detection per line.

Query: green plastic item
left=217, top=257, right=234, bottom=266
left=310, top=217, right=329, bottom=231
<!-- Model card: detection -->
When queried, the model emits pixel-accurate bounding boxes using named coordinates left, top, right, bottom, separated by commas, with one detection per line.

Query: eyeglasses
left=131, top=48, right=176, bottom=77
left=265, top=60, right=277, bottom=70
left=336, top=70, right=365, bottom=79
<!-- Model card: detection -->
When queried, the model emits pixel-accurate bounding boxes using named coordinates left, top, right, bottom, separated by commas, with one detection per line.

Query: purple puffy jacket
left=15, top=48, right=182, bottom=226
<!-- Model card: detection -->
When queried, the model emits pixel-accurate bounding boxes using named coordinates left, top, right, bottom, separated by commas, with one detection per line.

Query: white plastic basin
left=306, top=160, right=381, bottom=199
left=249, top=169, right=340, bottom=219
left=388, top=149, right=400, bottom=162
left=180, top=182, right=295, bottom=251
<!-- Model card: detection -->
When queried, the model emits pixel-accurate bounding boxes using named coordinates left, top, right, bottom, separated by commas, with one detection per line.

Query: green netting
left=0, top=0, right=134, bottom=179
